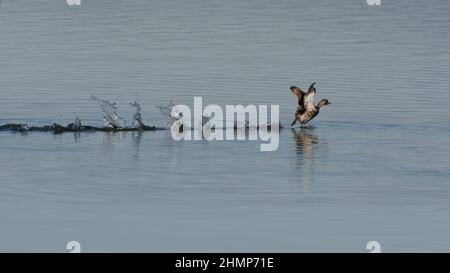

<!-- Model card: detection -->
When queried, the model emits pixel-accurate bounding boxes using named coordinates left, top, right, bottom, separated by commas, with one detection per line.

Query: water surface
left=0, top=0, right=450, bottom=252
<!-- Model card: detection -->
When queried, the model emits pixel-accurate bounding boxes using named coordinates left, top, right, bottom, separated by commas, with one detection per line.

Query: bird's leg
left=291, top=118, right=297, bottom=127
left=300, top=121, right=308, bottom=128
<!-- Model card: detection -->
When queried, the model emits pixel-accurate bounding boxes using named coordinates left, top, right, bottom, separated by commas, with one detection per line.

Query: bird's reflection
left=291, top=128, right=319, bottom=196
left=293, top=128, right=318, bottom=156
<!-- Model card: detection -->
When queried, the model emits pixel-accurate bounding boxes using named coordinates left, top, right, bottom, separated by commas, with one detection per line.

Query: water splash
left=157, top=101, right=215, bottom=130
left=130, top=101, right=145, bottom=129
left=0, top=99, right=160, bottom=133
left=91, top=95, right=127, bottom=129
left=70, top=107, right=82, bottom=130
left=157, top=101, right=182, bottom=129
left=0, top=123, right=31, bottom=132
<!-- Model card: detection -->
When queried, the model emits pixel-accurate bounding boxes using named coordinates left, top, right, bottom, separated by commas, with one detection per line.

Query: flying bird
left=290, top=82, right=331, bottom=126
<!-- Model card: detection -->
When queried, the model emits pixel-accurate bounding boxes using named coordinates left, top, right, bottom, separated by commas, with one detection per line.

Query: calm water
left=1, top=0, right=450, bottom=252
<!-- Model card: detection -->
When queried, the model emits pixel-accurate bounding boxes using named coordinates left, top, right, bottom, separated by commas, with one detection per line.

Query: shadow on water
left=73, top=131, right=81, bottom=142
left=132, top=131, right=143, bottom=159
left=290, top=127, right=319, bottom=197
left=101, top=131, right=128, bottom=152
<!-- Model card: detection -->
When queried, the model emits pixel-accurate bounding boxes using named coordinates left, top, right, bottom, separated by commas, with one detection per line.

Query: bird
left=290, top=82, right=331, bottom=126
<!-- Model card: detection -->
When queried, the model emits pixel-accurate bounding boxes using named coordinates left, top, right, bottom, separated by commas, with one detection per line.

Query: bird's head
left=317, top=99, right=331, bottom=109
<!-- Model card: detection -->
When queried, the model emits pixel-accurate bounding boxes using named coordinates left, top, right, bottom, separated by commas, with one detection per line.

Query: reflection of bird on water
left=292, top=128, right=318, bottom=157
left=291, top=128, right=319, bottom=195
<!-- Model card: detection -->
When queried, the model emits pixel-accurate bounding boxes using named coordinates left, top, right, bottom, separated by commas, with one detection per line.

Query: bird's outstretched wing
left=290, top=86, right=306, bottom=108
left=304, top=82, right=317, bottom=111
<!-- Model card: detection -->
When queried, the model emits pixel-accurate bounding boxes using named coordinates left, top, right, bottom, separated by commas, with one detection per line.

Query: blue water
left=1, top=0, right=450, bottom=252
